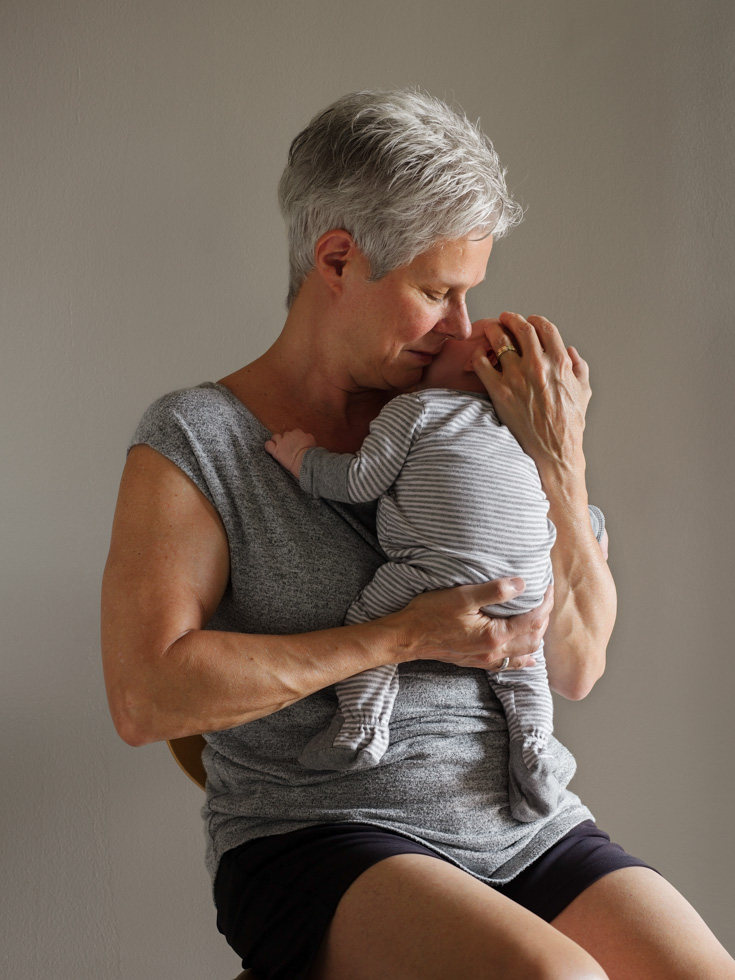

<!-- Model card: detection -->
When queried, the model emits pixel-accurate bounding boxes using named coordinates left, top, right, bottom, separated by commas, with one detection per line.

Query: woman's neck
left=219, top=336, right=391, bottom=454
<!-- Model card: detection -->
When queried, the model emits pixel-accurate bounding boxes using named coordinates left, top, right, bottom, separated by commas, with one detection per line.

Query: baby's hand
left=265, top=429, right=317, bottom=480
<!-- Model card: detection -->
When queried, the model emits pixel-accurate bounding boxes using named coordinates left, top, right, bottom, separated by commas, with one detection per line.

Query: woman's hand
left=396, top=577, right=554, bottom=671
left=265, top=429, right=316, bottom=479
left=470, top=313, right=590, bottom=487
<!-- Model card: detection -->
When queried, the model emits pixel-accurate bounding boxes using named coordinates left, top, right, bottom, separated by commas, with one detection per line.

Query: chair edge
left=167, top=734, right=207, bottom=790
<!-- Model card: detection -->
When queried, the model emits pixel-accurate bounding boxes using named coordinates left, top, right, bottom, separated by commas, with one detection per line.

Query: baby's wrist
left=293, top=445, right=311, bottom=479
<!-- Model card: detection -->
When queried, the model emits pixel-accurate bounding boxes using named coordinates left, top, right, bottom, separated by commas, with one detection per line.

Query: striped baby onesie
left=298, top=388, right=592, bottom=822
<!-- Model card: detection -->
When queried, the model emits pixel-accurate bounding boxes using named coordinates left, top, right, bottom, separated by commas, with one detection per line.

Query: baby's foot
left=299, top=711, right=390, bottom=771
left=507, top=736, right=562, bottom=822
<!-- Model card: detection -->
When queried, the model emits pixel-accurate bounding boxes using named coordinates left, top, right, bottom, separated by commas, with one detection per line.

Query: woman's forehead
left=407, top=235, right=493, bottom=285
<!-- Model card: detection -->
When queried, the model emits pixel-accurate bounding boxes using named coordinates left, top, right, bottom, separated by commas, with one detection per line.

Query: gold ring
left=496, top=344, right=518, bottom=359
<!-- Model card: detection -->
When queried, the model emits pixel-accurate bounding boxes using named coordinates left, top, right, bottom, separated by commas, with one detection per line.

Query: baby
left=266, top=322, right=600, bottom=822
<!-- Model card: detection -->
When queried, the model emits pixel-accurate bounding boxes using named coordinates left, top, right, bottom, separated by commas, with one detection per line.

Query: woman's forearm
left=541, top=465, right=617, bottom=700
left=107, top=615, right=411, bottom=747
left=104, top=580, right=553, bottom=747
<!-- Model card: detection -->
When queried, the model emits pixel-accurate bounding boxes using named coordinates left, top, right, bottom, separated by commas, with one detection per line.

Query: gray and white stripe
left=298, top=388, right=561, bottom=818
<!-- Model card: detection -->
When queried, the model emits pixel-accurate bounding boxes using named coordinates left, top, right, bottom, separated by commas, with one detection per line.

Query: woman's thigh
left=307, top=852, right=607, bottom=980
left=552, top=866, right=735, bottom=980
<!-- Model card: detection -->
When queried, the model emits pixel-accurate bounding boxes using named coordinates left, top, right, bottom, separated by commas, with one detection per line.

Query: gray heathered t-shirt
left=130, top=382, right=593, bottom=885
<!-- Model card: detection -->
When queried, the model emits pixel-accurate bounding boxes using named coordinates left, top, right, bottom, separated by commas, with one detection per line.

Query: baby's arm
left=266, top=394, right=425, bottom=504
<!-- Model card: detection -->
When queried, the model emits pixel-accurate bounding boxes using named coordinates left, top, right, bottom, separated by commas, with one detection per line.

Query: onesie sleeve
left=300, top=393, right=426, bottom=503
left=299, top=447, right=355, bottom=502
left=588, top=504, right=606, bottom=542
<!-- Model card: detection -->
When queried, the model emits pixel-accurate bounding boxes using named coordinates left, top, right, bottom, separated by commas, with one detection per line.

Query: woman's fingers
left=471, top=313, right=554, bottom=391
left=491, top=608, right=549, bottom=660
left=486, top=582, right=553, bottom=660
left=480, top=312, right=543, bottom=363
left=524, top=314, right=570, bottom=362
left=485, top=312, right=573, bottom=367
left=409, top=579, right=553, bottom=670
left=490, top=653, right=537, bottom=671
left=469, top=343, right=501, bottom=390
left=462, top=580, right=553, bottom=662
left=462, top=575, right=527, bottom=607
left=567, top=345, right=590, bottom=385
left=497, top=312, right=544, bottom=359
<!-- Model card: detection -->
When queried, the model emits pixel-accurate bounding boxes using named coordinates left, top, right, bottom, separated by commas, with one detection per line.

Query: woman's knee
left=488, top=923, right=608, bottom=980
left=511, top=945, right=608, bottom=980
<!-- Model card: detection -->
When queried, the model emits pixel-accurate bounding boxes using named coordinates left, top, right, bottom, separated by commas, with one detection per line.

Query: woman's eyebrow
left=425, top=274, right=487, bottom=290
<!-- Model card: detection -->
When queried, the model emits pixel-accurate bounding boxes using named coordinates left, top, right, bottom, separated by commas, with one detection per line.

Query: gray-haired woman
left=102, top=90, right=735, bottom=979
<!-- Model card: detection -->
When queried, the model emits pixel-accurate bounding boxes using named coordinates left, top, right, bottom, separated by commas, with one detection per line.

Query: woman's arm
left=102, top=445, right=549, bottom=745
left=538, top=468, right=616, bottom=699
left=471, top=313, right=616, bottom=700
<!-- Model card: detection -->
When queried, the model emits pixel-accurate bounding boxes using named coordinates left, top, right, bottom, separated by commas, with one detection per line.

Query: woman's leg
left=552, top=866, right=735, bottom=979
left=308, top=853, right=608, bottom=980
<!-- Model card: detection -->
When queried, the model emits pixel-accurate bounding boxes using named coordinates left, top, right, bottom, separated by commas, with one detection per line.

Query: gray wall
left=2, top=0, right=733, bottom=975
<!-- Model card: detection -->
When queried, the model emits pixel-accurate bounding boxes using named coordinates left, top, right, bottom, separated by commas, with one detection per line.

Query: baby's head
left=416, top=320, right=495, bottom=393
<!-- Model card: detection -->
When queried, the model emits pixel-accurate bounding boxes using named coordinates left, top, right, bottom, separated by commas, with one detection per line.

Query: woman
left=101, top=90, right=735, bottom=979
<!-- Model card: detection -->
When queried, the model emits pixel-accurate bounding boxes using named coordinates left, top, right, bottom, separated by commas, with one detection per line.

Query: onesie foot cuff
left=299, top=712, right=390, bottom=771
left=508, top=737, right=563, bottom=822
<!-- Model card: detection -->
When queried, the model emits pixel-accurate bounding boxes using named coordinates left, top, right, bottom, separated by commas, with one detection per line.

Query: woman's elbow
left=554, top=657, right=606, bottom=701
left=108, top=693, right=158, bottom=747
left=559, top=678, right=598, bottom=701
left=104, top=665, right=162, bottom=747
left=114, top=720, right=150, bottom=748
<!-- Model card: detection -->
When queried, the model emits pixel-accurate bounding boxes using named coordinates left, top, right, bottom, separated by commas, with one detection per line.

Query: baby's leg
left=299, top=562, right=431, bottom=772
left=487, top=645, right=563, bottom=822
left=298, top=663, right=400, bottom=771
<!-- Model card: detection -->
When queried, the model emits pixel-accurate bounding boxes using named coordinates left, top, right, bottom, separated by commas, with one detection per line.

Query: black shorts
left=214, top=820, right=655, bottom=980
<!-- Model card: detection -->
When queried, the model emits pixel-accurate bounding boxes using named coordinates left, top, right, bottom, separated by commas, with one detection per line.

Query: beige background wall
left=2, top=0, right=733, bottom=975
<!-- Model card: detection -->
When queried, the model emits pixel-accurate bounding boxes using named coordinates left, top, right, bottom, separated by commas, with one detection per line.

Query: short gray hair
left=278, top=89, right=523, bottom=307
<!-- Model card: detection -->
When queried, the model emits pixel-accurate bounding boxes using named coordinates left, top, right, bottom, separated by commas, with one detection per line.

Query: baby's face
left=417, top=324, right=493, bottom=393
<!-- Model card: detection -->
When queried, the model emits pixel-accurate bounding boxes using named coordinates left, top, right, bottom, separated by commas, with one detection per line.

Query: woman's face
left=340, top=234, right=494, bottom=391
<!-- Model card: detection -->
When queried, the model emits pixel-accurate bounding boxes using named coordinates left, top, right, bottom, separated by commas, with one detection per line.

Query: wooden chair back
left=167, top=734, right=207, bottom=789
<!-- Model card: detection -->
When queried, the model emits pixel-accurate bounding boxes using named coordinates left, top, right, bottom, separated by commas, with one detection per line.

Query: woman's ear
left=313, top=230, right=361, bottom=293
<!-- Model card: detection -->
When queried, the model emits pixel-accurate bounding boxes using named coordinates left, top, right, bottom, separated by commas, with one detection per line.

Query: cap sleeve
left=128, top=387, right=223, bottom=510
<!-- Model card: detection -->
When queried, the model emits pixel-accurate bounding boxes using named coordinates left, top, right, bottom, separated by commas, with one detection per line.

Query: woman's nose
left=437, top=301, right=472, bottom=340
